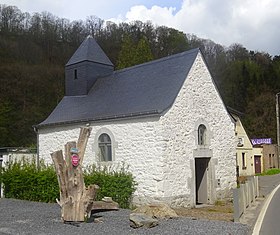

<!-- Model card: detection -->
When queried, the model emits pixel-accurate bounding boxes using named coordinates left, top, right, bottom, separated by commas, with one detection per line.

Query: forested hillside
left=1, top=4, right=280, bottom=147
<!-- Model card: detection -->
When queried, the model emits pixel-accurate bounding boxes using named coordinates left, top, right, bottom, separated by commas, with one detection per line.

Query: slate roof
left=38, top=48, right=200, bottom=127
left=66, top=35, right=113, bottom=67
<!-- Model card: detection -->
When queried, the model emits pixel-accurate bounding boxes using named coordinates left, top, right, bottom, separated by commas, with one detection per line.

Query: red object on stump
left=71, top=154, right=79, bottom=167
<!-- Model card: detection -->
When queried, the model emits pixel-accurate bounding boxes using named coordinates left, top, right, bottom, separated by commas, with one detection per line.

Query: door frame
left=195, top=157, right=210, bottom=204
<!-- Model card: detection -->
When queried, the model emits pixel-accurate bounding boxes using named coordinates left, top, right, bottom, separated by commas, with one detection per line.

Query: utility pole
left=276, top=93, right=280, bottom=168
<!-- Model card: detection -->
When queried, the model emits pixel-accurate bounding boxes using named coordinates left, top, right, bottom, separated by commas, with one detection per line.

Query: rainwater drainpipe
left=276, top=92, right=280, bottom=168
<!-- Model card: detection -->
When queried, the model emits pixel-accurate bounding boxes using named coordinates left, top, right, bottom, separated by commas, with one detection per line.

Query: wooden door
left=195, top=158, right=209, bottom=204
left=254, top=156, right=261, bottom=174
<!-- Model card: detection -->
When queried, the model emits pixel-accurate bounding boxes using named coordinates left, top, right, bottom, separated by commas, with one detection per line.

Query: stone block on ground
left=129, top=213, right=158, bottom=228
left=133, top=203, right=178, bottom=219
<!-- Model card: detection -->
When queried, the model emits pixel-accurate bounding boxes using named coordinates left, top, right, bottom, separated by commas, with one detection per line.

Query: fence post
left=233, top=188, right=240, bottom=222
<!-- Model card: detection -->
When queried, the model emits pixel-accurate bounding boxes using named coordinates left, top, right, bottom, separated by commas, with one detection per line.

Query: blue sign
left=251, top=138, right=272, bottom=145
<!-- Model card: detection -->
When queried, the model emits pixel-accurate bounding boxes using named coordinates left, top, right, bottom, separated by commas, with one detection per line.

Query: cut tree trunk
left=51, top=127, right=99, bottom=222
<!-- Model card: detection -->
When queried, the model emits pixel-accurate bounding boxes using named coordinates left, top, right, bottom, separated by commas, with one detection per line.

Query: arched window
left=198, top=124, right=207, bottom=145
left=98, top=133, right=112, bottom=161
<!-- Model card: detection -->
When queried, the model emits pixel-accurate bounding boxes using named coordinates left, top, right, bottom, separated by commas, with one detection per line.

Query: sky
left=2, top=0, right=280, bottom=56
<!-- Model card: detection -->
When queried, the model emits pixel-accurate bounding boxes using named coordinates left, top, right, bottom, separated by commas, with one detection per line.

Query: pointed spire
left=66, top=35, right=113, bottom=67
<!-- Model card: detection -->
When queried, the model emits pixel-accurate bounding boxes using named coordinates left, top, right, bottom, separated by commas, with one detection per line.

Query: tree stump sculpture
left=51, top=127, right=99, bottom=222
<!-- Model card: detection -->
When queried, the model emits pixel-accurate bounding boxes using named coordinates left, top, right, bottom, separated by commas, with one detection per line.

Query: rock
left=93, top=217, right=103, bottom=223
left=101, top=196, right=113, bottom=202
left=133, top=203, right=178, bottom=219
left=129, top=213, right=158, bottom=228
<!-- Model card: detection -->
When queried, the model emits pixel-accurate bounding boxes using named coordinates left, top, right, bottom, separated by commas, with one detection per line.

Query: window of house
left=74, top=69, right=78, bottom=79
left=98, top=133, right=112, bottom=161
left=198, top=124, right=207, bottom=145
left=242, top=152, right=246, bottom=169
left=237, top=137, right=244, bottom=147
left=269, top=154, right=272, bottom=168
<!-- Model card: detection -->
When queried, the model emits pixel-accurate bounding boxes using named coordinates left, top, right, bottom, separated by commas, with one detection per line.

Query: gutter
left=35, top=109, right=162, bottom=129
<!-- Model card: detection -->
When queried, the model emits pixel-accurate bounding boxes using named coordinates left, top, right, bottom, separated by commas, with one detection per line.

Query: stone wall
left=158, top=52, right=236, bottom=206
left=38, top=116, right=167, bottom=205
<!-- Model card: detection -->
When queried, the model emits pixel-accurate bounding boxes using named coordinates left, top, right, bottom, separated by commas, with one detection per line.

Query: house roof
left=66, top=35, right=113, bottom=67
left=38, top=48, right=199, bottom=127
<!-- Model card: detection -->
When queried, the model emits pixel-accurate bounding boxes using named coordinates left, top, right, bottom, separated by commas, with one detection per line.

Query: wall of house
left=0, top=151, right=37, bottom=167
left=263, top=144, right=279, bottom=171
left=234, top=115, right=255, bottom=176
left=157, top=52, right=236, bottom=207
left=38, top=116, right=168, bottom=205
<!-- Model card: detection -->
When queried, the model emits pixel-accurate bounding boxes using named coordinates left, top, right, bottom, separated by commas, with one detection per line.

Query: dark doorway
left=254, top=156, right=261, bottom=174
left=195, top=158, right=210, bottom=204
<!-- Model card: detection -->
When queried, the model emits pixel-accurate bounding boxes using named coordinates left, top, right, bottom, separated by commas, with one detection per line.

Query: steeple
left=65, top=36, right=114, bottom=96
left=66, top=35, right=113, bottom=67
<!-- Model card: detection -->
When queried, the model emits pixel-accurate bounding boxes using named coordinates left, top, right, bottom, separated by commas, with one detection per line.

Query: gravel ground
left=0, top=198, right=249, bottom=235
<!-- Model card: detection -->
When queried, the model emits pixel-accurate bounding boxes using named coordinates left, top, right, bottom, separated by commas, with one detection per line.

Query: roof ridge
left=116, top=48, right=199, bottom=74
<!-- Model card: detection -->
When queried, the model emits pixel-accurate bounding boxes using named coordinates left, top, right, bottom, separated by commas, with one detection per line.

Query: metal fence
left=233, top=176, right=259, bottom=222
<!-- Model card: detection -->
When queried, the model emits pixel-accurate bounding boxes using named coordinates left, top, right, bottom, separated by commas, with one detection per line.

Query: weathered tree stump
left=51, top=127, right=99, bottom=222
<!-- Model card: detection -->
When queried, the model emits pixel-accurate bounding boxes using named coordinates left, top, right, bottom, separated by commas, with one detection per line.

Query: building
left=262, top=144, right=278, bottom=171
left=36, top=36, right=237, bottom=207
left=251, top=138, right=278, bottom=173
left=229, top=108, right=255, bottom=177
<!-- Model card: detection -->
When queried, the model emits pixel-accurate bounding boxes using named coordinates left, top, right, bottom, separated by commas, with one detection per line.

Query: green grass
left=256, top=168, right=280, bottom=176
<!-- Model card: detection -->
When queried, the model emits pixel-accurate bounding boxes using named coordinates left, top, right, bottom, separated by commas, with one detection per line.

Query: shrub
left=0, top=159, right=59, bottom=202
left=84, top=164, right=137, bottom=208
left=0, top=160, right=136, bottom=208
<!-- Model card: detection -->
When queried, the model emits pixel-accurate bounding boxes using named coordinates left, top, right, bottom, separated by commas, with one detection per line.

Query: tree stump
left=51, top=127, right=99, bottom=222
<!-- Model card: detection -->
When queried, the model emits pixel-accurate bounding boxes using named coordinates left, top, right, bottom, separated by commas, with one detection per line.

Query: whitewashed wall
left=38, top=117, right=167, bottom=205
left=38, top=52, right=236, bottom=207
left=158, top=52, right=236, bottom=206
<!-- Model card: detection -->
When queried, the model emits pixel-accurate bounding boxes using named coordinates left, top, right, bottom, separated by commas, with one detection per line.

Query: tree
left=134, top=37, right=153, bottom=65
left=116, top=35, right=153, bottom=69
left=116, top=35, right=136, bottom=69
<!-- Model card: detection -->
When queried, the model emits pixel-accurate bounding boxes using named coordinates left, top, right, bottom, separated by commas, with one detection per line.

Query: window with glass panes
left=198, top=124, right=206, bottom=145
left=98, top=133, right=112, bottom=161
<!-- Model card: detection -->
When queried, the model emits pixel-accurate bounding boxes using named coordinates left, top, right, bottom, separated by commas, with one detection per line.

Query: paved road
left=259, top=184, right=280, bottom=235
left=240, top=174, right=280, bottom=235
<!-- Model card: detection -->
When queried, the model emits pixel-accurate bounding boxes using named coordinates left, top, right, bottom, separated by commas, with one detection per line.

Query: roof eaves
left=37, top=110, right=162, bottom=129
left=65, top=59, right=114, bottom=68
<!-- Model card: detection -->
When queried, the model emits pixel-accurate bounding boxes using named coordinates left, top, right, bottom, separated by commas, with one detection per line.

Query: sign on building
left=251, top=138, right=272, bottom=146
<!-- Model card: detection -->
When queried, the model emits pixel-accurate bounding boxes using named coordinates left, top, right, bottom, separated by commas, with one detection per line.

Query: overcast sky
left=2, top=0, right=280, bottom=56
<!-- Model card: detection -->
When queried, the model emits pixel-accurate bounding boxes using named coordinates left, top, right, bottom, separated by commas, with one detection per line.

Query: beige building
left=229, top=109, right=255, bottom=176
left=262, top=144, right=278, bottom=171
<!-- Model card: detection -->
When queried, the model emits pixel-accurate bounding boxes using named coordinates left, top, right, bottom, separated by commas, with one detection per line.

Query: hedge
left=0, top=159, right=136, bottom=208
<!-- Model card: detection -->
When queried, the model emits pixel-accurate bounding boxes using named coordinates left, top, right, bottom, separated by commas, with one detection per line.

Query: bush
left=84, top=164, right=137, bottom=208
left=0, top=160, right=136, bottom=208
left=0, top=159, right=59, bottom=202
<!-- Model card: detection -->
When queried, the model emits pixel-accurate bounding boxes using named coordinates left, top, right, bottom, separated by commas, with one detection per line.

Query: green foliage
left=116, top=35, right=136, bottom=69
left=0, top=160, right=136, bottom=208
left=116, top=35, right=153, bottom=69
left=0, top=3, right=280, bottom=146
left=84, top=164, right=137, bottom=208
left=257, top=168, right=280, bottom=176
left=1, top=159, right=59, bottom=202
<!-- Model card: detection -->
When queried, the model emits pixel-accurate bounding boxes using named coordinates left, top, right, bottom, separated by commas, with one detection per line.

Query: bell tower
left=65, top=35, right=114, bottom=96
